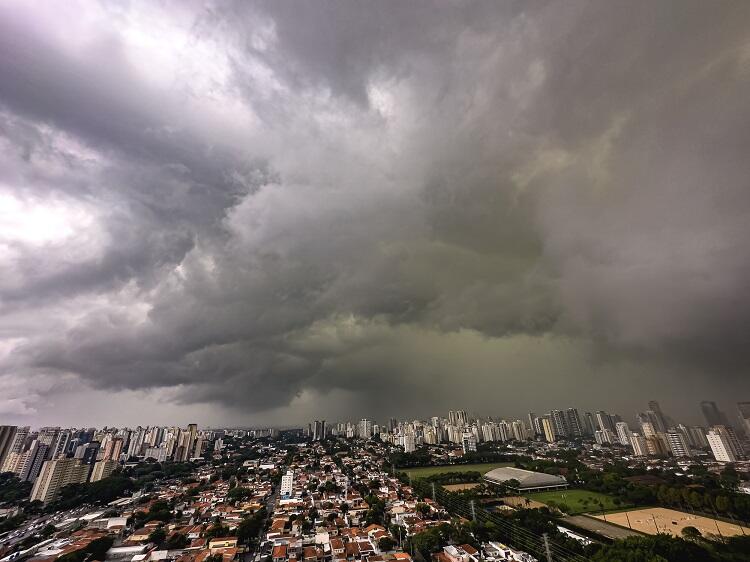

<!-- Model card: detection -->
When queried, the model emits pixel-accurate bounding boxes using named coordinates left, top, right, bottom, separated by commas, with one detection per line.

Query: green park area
left=401, top=462, right=513, bottom=479
left=526, top=489, right=626, bottom=515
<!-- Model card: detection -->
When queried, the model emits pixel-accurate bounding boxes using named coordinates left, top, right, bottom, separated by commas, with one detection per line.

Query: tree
left=166, top=533, right=189, bottom=549
left=0, top=473, right=33, bottom=504
left=416, top=502, right=431, bottom=517
left=681, top=526, right=702, bottom=541
left=378, top=537, right=395, bottom=552
left=149, top=527, right=167, bottom=545
left=719, top=466, right=740, bottom=490
left=715, top=496, right=730, bottom=513
left=591, top=534, right=713, bottom=562
left=205, top=523, right=230, bottom=539
left=85, top=536, right=115, bottom=561
left=227, top=487, right=253, bottom=502
left=237, top=508, right=267, bottom=545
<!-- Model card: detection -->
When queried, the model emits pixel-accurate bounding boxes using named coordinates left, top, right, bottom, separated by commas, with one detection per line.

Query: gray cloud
left=1, top=0, right=749, bottom=426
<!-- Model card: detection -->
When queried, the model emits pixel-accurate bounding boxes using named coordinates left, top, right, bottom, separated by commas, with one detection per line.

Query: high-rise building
left=647, top=401, right=669, bottom=433
left=541, top=417, right=556, bottom=443
left=103, top=437, right=123, bottom=461
left=38, top=427, right=61, bottom=455
left=550, top=410, right=569, bottom=439
left=701, top=401, right=729, bottom=428
left=358, top=419, right=373, bottom=439
left=403, top=434, right=416, bottom=453
left=594, top=429, right=615, bottom=445
left=685, top=426, right=709, bottom=449
left=511, top=420, right=528, bottom=441
left=18, top=441, right=50, bottom=482
left=566, top=408, right=584, bottom=438
left=615, top=422, right=632, bottom=446
left=595, top=411, right=615, bottom=433
left=666, top=430, right=692, bottom=458
left=461, top=433, right=477, bottom=454
left=737, top=402, right=750, bottom=435
left=75, top=441, right=100, bottom=466
left=630, top=434, right=648, bottom=457
left=90, top=459, right=118, bottom=482
left=533, top=416, right=544, bottom=438
left=194, top=436, right=204, bottom=458
left=31, top=458, right=90, bottom=504
left=707, top=429, right=736, bottom=462
left=0, top=426, right=17, bottom=468
left=50, top=430, right=72, bottom=460
left=186, top=424, right=198, bottom=458
left=311, top=420, right=326, bottom=441
left=280, top=470, right=294, bottom=498
left=527, top=413, right=537, bottom=436
left=144, top=446, right=169, bottom=462
left=708, top=425, right=745, bottom=460
left=6, top=427, right=30, bottom=456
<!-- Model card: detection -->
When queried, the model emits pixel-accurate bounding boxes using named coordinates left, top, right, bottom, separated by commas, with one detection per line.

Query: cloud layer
left=1, top=0, right=749, bottom=426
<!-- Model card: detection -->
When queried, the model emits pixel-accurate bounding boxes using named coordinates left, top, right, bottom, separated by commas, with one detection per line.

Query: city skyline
left=1, top=398, right=747, bottom=472
left=2, top=1, right=750, bottom=426
left=3, top=398, right=750, bottom=437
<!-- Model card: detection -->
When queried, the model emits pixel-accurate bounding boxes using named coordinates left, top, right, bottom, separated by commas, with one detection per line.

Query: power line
left=409, top=479, right=589, bottom=562
left=430, top=486, right=585, bottom=560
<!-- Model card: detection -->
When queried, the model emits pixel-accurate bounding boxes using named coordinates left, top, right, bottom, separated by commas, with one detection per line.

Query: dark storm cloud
left=1, top=0, right=749, bottom=424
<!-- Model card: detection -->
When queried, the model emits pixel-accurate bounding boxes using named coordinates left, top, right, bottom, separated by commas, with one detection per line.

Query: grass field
left=401, top=462, right=513, bottom=479
left=526, top=489, right=624, bottom=515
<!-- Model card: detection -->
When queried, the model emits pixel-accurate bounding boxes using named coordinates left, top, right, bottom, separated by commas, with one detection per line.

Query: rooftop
left=483, top=467, right=567, bottom=490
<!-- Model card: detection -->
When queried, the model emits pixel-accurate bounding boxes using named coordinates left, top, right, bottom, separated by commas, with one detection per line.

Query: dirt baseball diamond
left=595, top=507, right=750, bottom=538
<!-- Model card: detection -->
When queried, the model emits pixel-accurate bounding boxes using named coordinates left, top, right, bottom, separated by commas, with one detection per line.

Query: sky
left=1, top=0, right=749, bottom=428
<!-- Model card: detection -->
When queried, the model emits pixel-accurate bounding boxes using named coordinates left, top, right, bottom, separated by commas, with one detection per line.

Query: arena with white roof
left=483, top=466, right=568, bottom=492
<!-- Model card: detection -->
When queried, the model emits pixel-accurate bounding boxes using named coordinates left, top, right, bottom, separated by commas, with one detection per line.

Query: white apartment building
left=707, top=429, right=736, bottom=462
left=280, top=469, right=295, bottom=498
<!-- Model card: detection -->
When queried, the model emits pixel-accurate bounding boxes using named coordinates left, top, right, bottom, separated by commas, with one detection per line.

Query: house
left=330, top=538, right=345, bottom=556
left=272, top=544, right=288, bottom=562
left=443, top=545, right=480, bottom=562
left=130, top=528, right=153, bottom=543
left=302, top=546, right=319, bottom=562
left=209, top=537, right=239, bottom=553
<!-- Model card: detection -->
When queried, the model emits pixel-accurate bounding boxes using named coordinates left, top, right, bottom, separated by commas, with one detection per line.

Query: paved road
left=562, top=515, right=643, bottom=540
left=1, top=506, right=95, bottom=559
left=246, top=484, right=277, bottom=562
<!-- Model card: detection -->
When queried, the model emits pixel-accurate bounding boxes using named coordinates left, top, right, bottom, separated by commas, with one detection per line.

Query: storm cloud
left=1, top=0, right=749, bottom=426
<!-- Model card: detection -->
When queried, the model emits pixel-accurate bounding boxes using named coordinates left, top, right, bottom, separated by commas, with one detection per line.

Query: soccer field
left=401, top=462, right=513, bottom=479
left=526, top=489, right=623, bottom=515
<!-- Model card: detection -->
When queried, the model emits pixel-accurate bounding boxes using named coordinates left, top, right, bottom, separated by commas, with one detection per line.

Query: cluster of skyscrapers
left=0, top=424, right=215, bottom=504
left=532, top=401, right=749, bottom=462
left=320, top=411, right=530, bottom=454
left=312, top=400, right=750, bottom=463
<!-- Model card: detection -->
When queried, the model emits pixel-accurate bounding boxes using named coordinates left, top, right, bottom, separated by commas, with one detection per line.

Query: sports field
left=526, top=489, right=623, bottom=515
left=401, top=462, right=513, bottom=479
left=595, top=507, right=750, bottom=538
left=443, top=483, right=481, bottom=491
